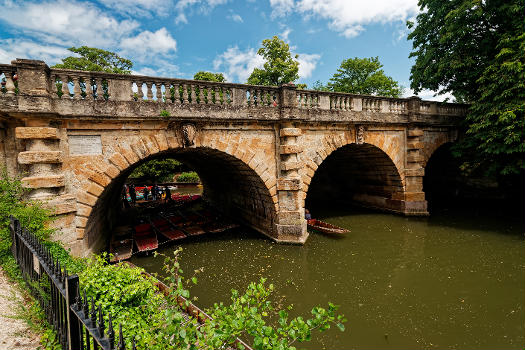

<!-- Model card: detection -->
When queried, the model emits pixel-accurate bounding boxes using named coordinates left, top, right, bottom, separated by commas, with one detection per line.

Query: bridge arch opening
left=305, top=143, right=404, bottom=214
left=83, top=147, right=277, bottom=252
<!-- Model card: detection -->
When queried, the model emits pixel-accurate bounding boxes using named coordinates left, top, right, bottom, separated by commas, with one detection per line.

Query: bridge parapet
left=1, top=59, right=469, bottom=123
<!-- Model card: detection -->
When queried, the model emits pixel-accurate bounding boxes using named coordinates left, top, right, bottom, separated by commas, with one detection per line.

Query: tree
left=247, top=36, right=299, bottom=86
left=130, top=159, right=185, bottom=182
left=407, top=0, right=525, bottom=175
left=324, top=57, right=403, bottom=97
left=194, top=71, right=226, bottom=82
left=52, top=46, right=133, bottom=74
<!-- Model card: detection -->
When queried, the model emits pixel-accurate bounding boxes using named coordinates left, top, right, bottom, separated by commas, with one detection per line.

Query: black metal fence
left=9, top=216, right=131, bottom=350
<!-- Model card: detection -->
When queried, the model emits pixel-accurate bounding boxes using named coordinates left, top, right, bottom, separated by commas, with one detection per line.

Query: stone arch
left=299, top=129, right=405, bottom=202
left=302, top=136, right=405, bottom=214
left=73, top=130, right=278, bottom=254
left=421, top=133, right=453, bottom=168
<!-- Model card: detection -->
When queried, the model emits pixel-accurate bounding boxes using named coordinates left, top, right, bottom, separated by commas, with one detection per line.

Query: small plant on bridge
left=159, top=109, right=171, bottom=118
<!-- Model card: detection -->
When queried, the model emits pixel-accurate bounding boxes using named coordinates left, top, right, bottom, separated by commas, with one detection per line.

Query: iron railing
left=9, top=216, right=130, bottom=350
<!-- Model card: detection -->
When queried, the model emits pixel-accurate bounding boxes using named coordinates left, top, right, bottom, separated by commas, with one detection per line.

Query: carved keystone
left=21, top=175, right=65, bottom=188
left=15, top=127, right=58, bottom=139
left=280, top=161, right=302, bottom=171
left=18, top=151, right=62, bottom=164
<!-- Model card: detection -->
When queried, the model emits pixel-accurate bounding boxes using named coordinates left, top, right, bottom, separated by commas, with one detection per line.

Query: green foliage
left=78, top=254, right=167, bottom=348
left=159, top=109, right=171, bottom=117
left=194, top=71, right=226, bottom=82
left=52, top=46, right=133, bottom=74
left=153, top=249, right=346, bottom=350
left=130, top=159, right=183, bottom=182
left=247, top=36, right=300, bottom=86
left=176, top=171, right=200, bottom=183
left=407, top=0, right=525, bottom=175
left=323, top=57, right=403, bottom=97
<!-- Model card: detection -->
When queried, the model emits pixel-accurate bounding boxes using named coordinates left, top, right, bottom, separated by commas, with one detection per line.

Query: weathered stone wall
left=0, top=59, right=469, bottom=256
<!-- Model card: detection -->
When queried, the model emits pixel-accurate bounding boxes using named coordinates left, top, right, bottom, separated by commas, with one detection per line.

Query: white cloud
left=297, top=53, right=320, bottom=79
left=270, top=0, right=419, bottom=38
left=98, top=0, right=173, bottom=17
left=0, top=0, right=139, bottom=48
left=213, top=46, right=265, bottom=83
left=0, top=39, right=70, bottom=65
left=280, top=27, right=292, bottom=42
left=213, top=45, right=320, bottom=83
left=270, top=0, right=295, bottom=17
left=132, top=59, right=182, bottom=77
left=174, top=0, right=229, bottom=24
left=121, top=28, right=177, bottom=61
left=228, top=13, right=244, bottom=23
left=403, top=87, right=455, bottom=102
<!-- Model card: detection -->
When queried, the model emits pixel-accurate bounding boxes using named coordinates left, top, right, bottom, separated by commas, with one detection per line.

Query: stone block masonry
left=0, top=59, right=467, bottom=256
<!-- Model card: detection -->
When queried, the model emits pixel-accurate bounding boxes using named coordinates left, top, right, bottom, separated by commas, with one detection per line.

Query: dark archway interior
left=85, top=147, right=276, bottom=251
left=305, top=143, right=403, bottom=212
left=424, top=143, right=524, bottom=217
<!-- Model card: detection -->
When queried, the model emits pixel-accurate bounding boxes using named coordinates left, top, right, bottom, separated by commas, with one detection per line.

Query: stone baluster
left=181, top=84, right=188, bottom=104
left=156, top=83, right=163, bottom=102
left=61, top=75, right=70, bottom=99
left=145, top=82, right=153, bottom=101
left=224, top=88, right=230, bottom=104
left=248, top=89, right=255, bottom=105
left=72, top=76, right=81, bottom=99
left=204, top=86, right=211, bottom=104
left=173, top=83, right=180, bottom=104
left=212, top=86, right=218, bottom=104
left=195, top=84, right=202, bottom=104
left=96, top=78, right=105, bottom=100
left=164, top=83, right=171, bottom=103
left=4, top=70, right=16, bottom=95
left=188, top=84, right=195, bottom=104
left=51, top=74, right=60, bottom=98
left=84, top=76, right=93, bottom=100
left=135, top=81, right=144, bottom=101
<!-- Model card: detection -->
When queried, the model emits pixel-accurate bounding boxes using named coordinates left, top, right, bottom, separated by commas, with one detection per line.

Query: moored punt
left=134, top=223, right=159, bottom=252
left=109, top=238, right=133, bottom=263
left=307, top=219, right=349, bottom=235
left=152, top=218, right=187, bottom=241
left=184, top=225, right=206, bottom=236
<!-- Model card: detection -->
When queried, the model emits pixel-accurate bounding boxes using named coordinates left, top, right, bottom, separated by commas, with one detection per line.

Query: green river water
left=130, top=203, right=524, bottom=349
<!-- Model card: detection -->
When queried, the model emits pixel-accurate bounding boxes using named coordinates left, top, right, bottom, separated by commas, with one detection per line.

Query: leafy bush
left=176, top=171, right=200, bottom=183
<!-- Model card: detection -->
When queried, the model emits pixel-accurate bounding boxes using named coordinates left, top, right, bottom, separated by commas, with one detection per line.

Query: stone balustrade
left=0, top=59, right=469, bottom=121
left=0, top=64, right=17, bottom=95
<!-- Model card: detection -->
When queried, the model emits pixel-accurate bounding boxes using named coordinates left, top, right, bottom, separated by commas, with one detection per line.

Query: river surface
left=131, top=202, right=524, bottom=349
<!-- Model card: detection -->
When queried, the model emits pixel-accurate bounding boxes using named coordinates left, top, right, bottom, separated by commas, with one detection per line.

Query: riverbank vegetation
left=0, top=169, right=345, bottom=350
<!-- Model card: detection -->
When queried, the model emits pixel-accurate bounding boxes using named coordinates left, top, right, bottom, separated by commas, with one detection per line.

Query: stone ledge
left=404, top=167, right=424, bottom=177
left=406, top=141, right=424, bottom=150
left=279, top=144, right=302, bottom=155
left=279, top=128, right=302, bottom=137
left=21, top=175, right=64, bottom=188
left=277, top=178, right=301, bottom=191
left=407, top=129, right=424, bottom=137
left=18, top=151, right=62, bottom=164
left=43, top=194, right=77, bottom=215
left=277, top=210, right=303, bottom=225
left=15, top=127, right=58, bottom=139
left=280, top=161, right=302, bottom=171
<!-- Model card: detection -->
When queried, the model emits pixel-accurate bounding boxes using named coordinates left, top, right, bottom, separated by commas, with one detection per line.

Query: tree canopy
left=408, top=0, right=525, bottom=175
left=247, top=36, right=300, bottom=86
left=52, top=46, right=133, bottom=74
left=130, top=159, right=184, bottom=182
left=193, top=71, right=226, bottom=82
left=316, top=57, right=402, bottom=97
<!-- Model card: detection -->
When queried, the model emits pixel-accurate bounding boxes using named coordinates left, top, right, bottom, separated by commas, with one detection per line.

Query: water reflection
left=131, top=206, right=524, bottom=349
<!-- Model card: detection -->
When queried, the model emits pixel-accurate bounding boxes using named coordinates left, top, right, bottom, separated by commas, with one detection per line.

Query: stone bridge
left=0, top=59, right=468, bottom=256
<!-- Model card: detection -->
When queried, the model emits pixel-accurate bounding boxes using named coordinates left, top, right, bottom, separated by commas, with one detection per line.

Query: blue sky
left=0, top=0, right=448, bottom=100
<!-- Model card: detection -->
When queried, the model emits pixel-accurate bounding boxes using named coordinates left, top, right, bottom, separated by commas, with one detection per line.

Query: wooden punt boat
left=151, top=218, right=186, bottom=241
left=184, top=225, right=206, bottom=236
left=307, top=219, right=349, bottom=235
left=109, top=238, right=133, bottom=263
left=133, top=223, right=159, bottom=252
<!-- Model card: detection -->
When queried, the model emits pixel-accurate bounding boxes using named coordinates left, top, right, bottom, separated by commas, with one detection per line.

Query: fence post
left=9, top=217, right=18, bottom=261
left=66, top=274, right=81, bottom=350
